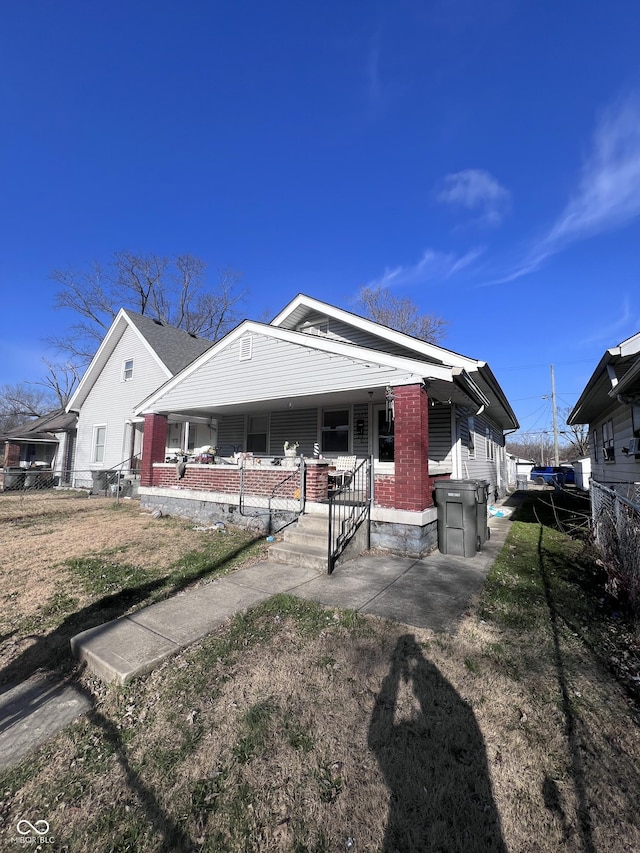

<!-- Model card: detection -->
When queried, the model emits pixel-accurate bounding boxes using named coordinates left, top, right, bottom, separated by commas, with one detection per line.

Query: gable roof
left=67, top=309, right=212, bottom=412
left=568, top=331, right=640, bottom=425
left=271, top=294, right=518, bottom=429
left=135, top=312, right=517, bottom=430
left=1, top=409, right=77, bottom=443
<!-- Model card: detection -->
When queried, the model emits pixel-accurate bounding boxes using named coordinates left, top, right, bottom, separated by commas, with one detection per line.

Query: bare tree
left=49, top=251, right=245, bottom=364
left=561, top=407, right=590, bottom=459
left=0, top=383, right=57, bottom=434
left=355, top=285, right=448, bottom=343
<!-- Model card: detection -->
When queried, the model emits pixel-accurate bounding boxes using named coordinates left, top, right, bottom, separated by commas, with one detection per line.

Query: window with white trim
left=93, top=425, right=107, bottom=464
left=485, top=427, right=495, bottom=461
left=632, top=405, right=640, bottom=437
left=122, top=358, right=134, bottom=381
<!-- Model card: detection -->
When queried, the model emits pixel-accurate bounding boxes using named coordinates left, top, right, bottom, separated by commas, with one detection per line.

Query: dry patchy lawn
left=1, top=491, right=640, bottom=852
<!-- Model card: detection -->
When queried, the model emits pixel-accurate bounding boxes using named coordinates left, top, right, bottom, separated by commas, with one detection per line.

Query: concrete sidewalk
left=1, top=502, right=517, bottom=770
left=70, top=507, right=514, bottom=685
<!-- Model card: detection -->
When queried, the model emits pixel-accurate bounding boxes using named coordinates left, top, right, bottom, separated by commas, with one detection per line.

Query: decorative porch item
left=283, top=441, right=299, bottom=468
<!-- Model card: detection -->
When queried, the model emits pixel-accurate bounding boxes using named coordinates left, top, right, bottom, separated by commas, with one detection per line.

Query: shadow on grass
left=536, top=524, right=596, bottom=853
left=0, top=537, right=259, bottom=689
left=368, top=634, right=506, bottom=853
left=0, top=536, right=261, bottom=851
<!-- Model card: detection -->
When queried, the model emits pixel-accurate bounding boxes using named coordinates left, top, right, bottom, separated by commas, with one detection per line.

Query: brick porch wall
left=393, top=383, right=432, bottom=511
left=140, top=414, right=168, bottom=487
left=3, top=442, right=20, bottom=468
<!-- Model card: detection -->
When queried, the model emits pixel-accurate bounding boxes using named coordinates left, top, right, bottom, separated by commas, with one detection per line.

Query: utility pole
left=551, top=364, right=559, bottom=466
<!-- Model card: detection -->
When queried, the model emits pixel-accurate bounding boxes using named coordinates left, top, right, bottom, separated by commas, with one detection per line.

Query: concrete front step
left=293, top=513, right=329, bottom=534
left=283, top=529, right=328, bottom=549
left=268, top=542, right=327, bottom=573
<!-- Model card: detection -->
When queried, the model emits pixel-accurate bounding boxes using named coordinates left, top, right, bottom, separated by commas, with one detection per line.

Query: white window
left=122, top=358, right=134, bottom=381
left=93, top=425, right=107, bottom=464
left=485, top=427, right=495, bottom=461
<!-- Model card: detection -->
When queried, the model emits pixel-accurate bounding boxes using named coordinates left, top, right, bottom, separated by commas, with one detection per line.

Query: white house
left=568, top=331, right=640, bottom=496
left=66, top=309, right=212, bottom=490
left=134, top=294, right=519, bottom=554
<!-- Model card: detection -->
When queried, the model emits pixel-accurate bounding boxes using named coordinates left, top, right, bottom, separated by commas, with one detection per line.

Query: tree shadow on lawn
left=368, top=634, right=507, bottom=853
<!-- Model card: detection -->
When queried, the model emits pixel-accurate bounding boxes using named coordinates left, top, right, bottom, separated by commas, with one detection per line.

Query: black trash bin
left=434, top=479, right=488, bottom=557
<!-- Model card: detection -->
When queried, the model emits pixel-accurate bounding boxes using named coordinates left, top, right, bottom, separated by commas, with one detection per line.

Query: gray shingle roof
left=124, top=311, right=213, bottom=374
left=0, top=409, right=77, bottom=443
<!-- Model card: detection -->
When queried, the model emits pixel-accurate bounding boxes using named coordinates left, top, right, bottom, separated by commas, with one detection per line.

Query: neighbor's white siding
left=590, top=402, right=640, bottom=485
left=75, top=325, right=169, bottom=479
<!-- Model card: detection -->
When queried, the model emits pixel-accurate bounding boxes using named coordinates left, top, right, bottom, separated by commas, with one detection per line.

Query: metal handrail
left=327, top=455, right=372, bottom=575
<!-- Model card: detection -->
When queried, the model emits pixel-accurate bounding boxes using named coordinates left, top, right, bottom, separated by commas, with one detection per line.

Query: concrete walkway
left=0, top=503, right=517, bottom=770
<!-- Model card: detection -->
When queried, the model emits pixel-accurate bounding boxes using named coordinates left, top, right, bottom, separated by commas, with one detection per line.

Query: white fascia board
left=270, top=293, right=480, bottom=370
left=568, top=346, right=622, bottom=424
left=609, top=356, right=640, bottom=398
left=66, top=309, right=172, bottom=413
left=134, top=320, right=455, bottom=415
left=66, top=309, right=129, bottom=412
left=618, top=331, right=640, bottom=357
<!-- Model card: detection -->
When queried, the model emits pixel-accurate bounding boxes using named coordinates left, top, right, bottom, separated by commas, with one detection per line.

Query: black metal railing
left=327, top=456, right=372, bottom=575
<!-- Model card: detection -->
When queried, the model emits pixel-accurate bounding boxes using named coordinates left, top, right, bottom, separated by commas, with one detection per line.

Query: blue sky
left=2, top=0, right=640, bottom=443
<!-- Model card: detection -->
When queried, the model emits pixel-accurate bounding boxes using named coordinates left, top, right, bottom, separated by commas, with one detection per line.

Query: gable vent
left=239, top=335, right=253, bottom=361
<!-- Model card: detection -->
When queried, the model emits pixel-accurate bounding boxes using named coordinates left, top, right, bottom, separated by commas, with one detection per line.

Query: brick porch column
left=140, top=413, right=168, bottom=487
left=3, top=442, right=20, bottom=468
left=393, top=383, right=432, bottom=511
left=304, top=461, right=329, bottom=502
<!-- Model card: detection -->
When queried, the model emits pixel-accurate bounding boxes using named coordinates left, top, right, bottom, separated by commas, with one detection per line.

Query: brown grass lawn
left=1, top=489, right=640, bottom=852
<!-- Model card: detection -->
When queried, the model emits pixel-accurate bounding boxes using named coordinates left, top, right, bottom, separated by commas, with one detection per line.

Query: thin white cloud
left=495, top=94, right=640, bottom=284
left=368, top=246, right=484, bottom=289
left=436, top=169, right=511, bottom=226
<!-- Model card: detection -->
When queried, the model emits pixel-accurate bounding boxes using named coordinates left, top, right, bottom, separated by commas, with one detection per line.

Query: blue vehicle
left=530, top=465, right=575, bottom=486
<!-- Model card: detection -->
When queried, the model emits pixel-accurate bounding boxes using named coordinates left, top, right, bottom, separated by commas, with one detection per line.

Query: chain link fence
left=1, top=467, right=140, bottom=498
left=591, top=479, right=640, bottom=614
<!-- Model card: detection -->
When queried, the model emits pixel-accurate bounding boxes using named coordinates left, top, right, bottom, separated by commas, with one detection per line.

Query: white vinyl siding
left=151, top=332, right=418, bottom=412
left=75, top=325, right=169, bottom=474
left=591, top=405, right=640, bottom=483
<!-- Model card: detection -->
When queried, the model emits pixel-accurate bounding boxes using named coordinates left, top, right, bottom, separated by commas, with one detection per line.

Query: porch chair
left=330, top=455, right=357, bottom=489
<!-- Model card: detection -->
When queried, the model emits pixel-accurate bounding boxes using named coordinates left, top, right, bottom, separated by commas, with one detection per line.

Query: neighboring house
left=506, top=454, right=535, bottom=487
left=133, top=294, right=518, bottom=555
left=1, top=409, right=77, bottom=489
left=568, top=331, right=640, bottom=495
left=66, top=309, right=212, bottom=490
